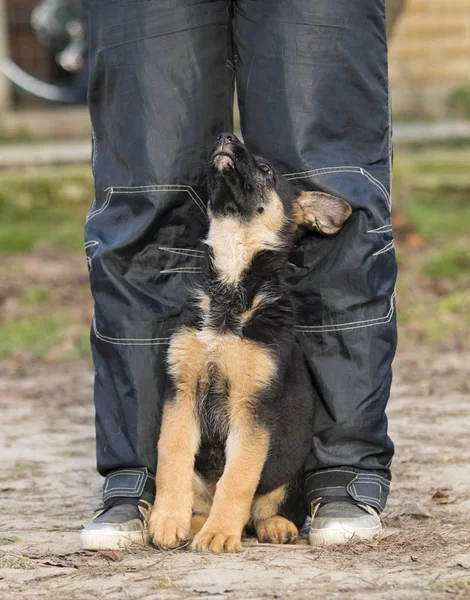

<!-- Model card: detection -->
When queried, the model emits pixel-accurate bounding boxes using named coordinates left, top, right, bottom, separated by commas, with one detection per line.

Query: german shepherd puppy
left=149, top=133, right=352, bottom=553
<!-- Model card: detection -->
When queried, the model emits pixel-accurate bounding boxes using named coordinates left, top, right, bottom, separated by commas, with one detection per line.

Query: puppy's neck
left=205, top=215, right=287, bottom=287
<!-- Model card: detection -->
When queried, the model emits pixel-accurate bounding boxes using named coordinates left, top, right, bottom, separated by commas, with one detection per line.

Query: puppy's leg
left=252, top=487, right=298, bottom=544
left=149, top=329, right=204, bottom=548
left=189, top=514, right=209, bottom=538
left=191, top=338, right=275, bottom=553
left=192, top=424, right=270, bottom=553
left=189, top=471, right=214, bottom=539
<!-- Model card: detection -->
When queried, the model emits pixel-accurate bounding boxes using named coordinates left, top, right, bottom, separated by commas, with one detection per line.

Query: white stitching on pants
left=373, top=240, right=394, bottom=257
left=86, top=184, right=207, bottom=223
left=160, top=267, right=202, bottom=274
left=92, top=313, right=171, bottom=346
left=113, top=185, right=206, bottom=215
left=296, top=292, right=396, bottom=333
left=86, top=187, right=113, bottom=222
left=84, top=241, right=99, bottom=268
left=285, top=165, right=391, bottom=211
left=367, top=224, right=392, bottom=234
left=158, top=246, right=204, bottom=258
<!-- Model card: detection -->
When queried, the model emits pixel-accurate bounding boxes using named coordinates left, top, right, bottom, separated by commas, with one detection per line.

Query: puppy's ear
left=294, top=191, right=352, bottom=235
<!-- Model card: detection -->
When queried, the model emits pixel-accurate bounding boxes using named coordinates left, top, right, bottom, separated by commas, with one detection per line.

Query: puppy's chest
left=198, top=290, right=247, bottom=333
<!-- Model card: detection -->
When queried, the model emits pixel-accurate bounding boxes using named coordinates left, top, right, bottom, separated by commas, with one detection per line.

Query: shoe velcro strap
left=305, top=469, right=390, bottom=514
left=103, top=468, right=156, bottom=505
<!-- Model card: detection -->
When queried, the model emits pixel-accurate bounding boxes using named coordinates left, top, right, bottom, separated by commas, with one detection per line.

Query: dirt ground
left=1, top=254, right=470, bottom=600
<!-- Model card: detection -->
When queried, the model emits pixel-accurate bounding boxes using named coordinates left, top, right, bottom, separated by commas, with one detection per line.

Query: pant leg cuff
left=304, top=468, right=390, bottom=514
left=102, top=467, right=156, bottom=505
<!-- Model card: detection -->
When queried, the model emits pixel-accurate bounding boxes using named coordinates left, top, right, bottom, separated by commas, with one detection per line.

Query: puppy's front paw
left=192, top=529, right=242, bottom=553
left=149, top=504, right=191, bottom=549
left=255, top=515, right=298, bottom=544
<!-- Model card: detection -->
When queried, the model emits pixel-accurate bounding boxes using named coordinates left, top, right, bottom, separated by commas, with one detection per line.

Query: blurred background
left=0, top=0, right=469, bottom=369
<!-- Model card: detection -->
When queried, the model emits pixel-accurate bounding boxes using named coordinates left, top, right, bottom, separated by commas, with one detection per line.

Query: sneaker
left=80, top=500, right=152, bottom=551
left=309, top=501, right=382, bottom=547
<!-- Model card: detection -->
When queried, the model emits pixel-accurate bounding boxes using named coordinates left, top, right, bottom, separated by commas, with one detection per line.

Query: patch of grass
left=447, top=84, right=470, bottom=119
left=0, top=536, right=20, bottom=544
left=76, top=330, right=91, bottom=358
left=0, top=557, right=34, bottom=569
left=60, top=450, right=88, bottom=458
left=0, top=316, right=64, bottom=358
left=0, top=166, right=93, bottom=253
left=0, top=463, right=37, bottom=481
left=399, top=190, right=470, bottom=242
left=154, top=576, right=175, bottom=589
left=424, top=246, right=470, bottom=279
left=0, top=127, right=44, bottom=144
left=429, top=577, right=470, bottom=592
left=21, top=286, right=54, bottom=307
left=438, top=291, right=470, bottom=315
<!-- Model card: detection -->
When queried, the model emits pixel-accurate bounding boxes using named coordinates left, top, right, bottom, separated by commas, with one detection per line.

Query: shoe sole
left=309, top=523, right=382, bottom=547
left=80, top=529, right=151, bottom=551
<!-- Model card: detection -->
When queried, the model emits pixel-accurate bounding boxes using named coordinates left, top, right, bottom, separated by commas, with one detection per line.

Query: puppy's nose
left=217, top=132, right=239, bottom=144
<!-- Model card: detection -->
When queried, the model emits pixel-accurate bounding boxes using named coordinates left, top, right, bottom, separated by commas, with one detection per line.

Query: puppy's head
left=208, top=133, right=352, bottom=244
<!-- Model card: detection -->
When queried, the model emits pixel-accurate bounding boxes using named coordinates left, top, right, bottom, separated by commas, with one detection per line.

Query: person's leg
left=80, top=0, right=234, bottom=549
left=234, top=0, right=396, bottom=544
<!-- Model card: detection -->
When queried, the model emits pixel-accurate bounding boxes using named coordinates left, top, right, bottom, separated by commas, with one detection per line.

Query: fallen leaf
left=432, top=488, right=456, bottom=504
left=98, top=550, right=124, bottom=562
left=432, top=488, right=452, bottom=499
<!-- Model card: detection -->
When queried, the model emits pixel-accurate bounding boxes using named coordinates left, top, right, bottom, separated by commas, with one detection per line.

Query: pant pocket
left=84, top=184, right=207, bottom=345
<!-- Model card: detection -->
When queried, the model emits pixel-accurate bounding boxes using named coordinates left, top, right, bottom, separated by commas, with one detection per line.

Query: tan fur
left=151, top=326, right=277, bottom=552
left=193, top=471, right=215, bottom=516
left=191, top=332, right=276, bottom=552
left=196, top=290, right=211, bottom=315
left=189, top=514, right=209, bottom=539
left=192, top=425, right=270, bottom=553
left=296, top=191, right=352, bottom=235
left=149, top=329, right=206, bottom=548
left=241, top=292, right=268, bottom=323
left=255, top=516, right=298, bottom=544
left=194, top=330, right=276, bottom=396
left=251, top=485, right=288, bottom=523
left=205, top=191, right=286, bottom=284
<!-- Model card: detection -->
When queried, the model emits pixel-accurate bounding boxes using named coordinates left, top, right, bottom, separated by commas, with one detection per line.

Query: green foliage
left=0, top=166, right=93, bottom=253
left=0, top=316, right=64, bottom=358
left=154, top=576, right=175, bottom=589
left=429, top=577, right=470, bottom=592
left=394, top=149, right=470, bottom=346
left=0, top=557, right=33, bottom=569
left=76, top=330, right=92, bottom=358
left=447, top=84, right=470, bottom=119
left=0, top=536, right=19, bottom=544
left=21, top=286, right=54, bottom=306
left=424, top=246, right=470, bottom=279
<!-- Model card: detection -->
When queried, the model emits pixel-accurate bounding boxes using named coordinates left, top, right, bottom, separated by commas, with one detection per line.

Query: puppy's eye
left=257, top=206, right=265, bottom=214
left=259, top=164, right=272, bottom=175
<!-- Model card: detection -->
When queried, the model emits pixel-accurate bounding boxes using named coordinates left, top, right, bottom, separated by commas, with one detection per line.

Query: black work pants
left=82, top=0, right=397, bottom=513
